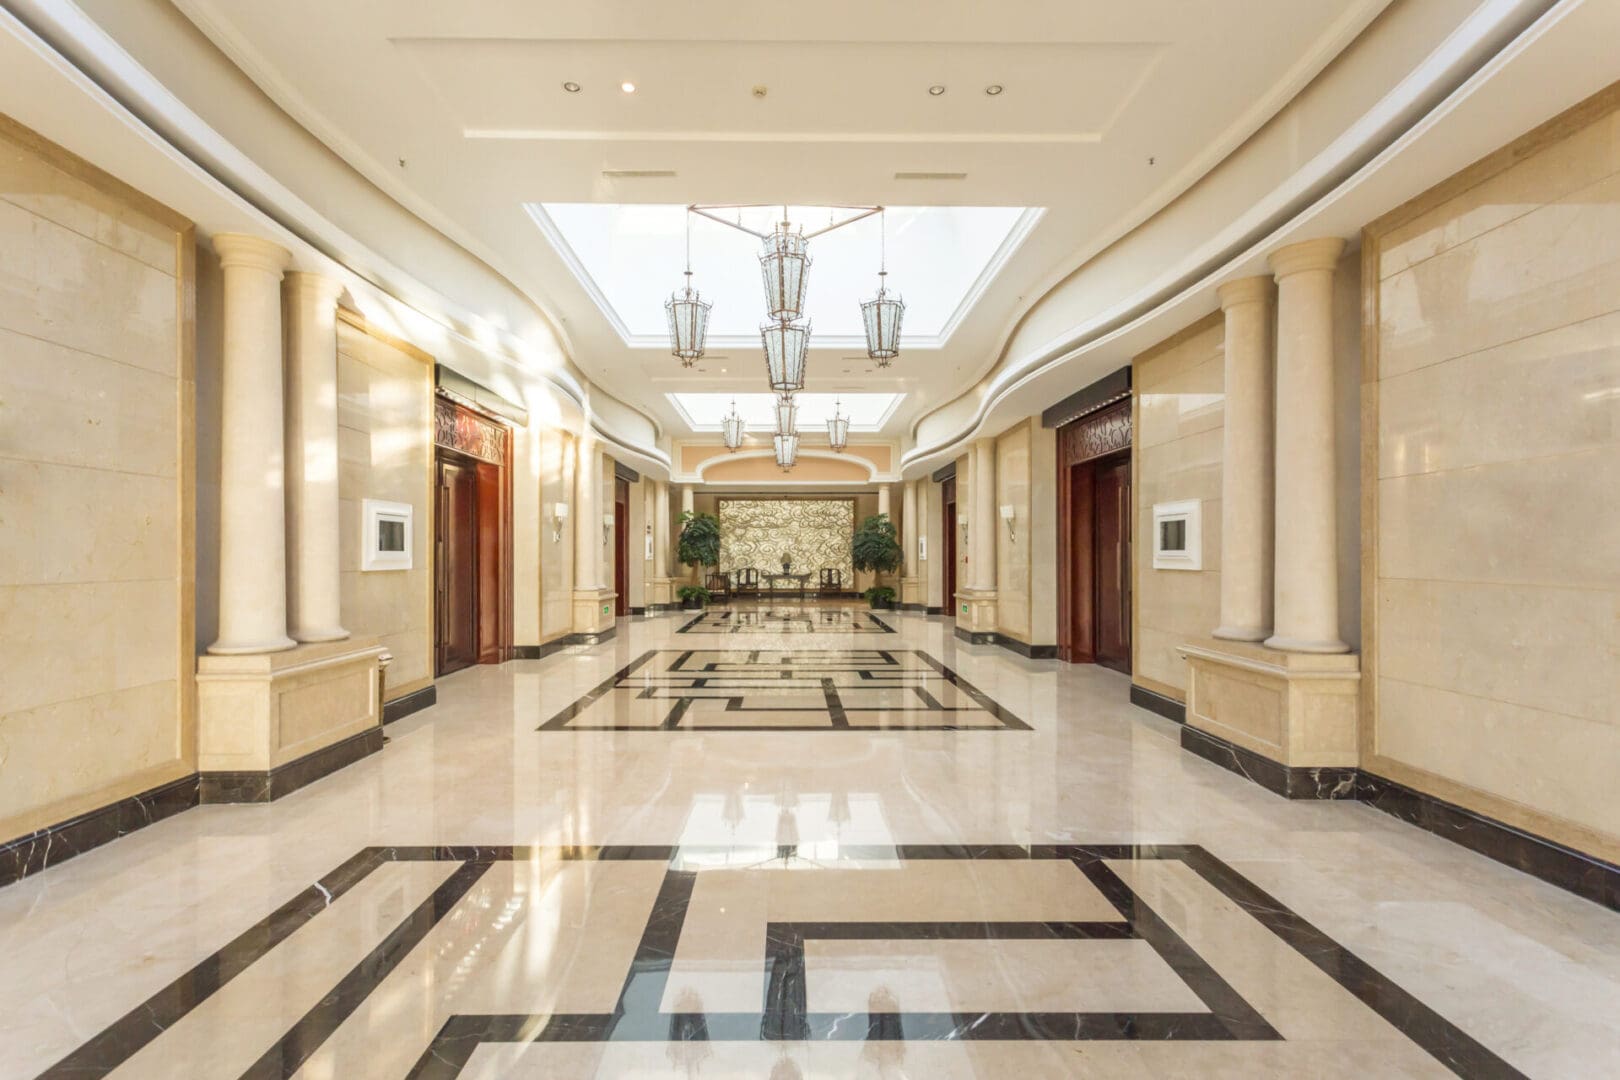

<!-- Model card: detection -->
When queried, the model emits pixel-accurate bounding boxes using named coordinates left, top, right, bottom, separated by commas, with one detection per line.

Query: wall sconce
left=1000, top=504, right=1017, bottom=543
left=550, top=501, right=569, bottom=543
left=602, top=511, right=615, bottom=546
left=958, top=511, right=969, bottom=547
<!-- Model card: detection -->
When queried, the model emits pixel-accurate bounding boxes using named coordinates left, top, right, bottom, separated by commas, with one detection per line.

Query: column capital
left=283, top=270, right=346, bottom=306
left=1268, top=237, right=1346, bottom=279
left=1216, top=275, right=1274, bottom=309
left=213, top=233, right=291, bottom=276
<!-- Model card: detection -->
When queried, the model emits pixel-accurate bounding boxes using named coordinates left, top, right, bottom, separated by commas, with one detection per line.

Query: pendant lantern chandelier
left=664, top=213, right=711, bottom=366
left=721, top=398, right=746, bottom=451
left=826, top=396, right=849, bottom=452
left=774, top=393, right=798, bottom=437
left=861, top=208, right=905, bottom=366
left=761, top=319, right=810, bottom=394
left=759, top=215, right=811, bottom=322
left=773, top=431, right=800, bottom=471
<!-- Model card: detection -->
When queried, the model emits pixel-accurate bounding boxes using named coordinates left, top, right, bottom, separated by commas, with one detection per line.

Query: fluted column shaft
left=877, top=484, right=891, bottom=519
left=901, top=480, right=918, bottom=574
left=1213, top=275, right=1276, bottom=642
left=1266, top=237, right=1348, bottom=654
left=653, top=480, right=670, bottom=579
left=283, top=272, right=348, bottom=643
left=574, top=436, right=600, bottom=589
left=210, top=234, right=296, bottom=655
left=972, top=438, right=997, bottom=592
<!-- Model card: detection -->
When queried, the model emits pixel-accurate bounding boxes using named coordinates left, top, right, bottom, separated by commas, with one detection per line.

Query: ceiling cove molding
left=526, top=203, right=1045, bottom=354
left=899, top=0, right=1564, bottom=478
left=4, top=0, right=670, bottom=472
left=675, top=448, right=892, bottom=485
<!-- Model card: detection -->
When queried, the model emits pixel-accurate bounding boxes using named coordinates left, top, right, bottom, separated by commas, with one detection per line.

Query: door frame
left=432, top=395, right=513, bottom=674
left=613, top=477, right=631, bottom=617
left=1056, top=400, right=1133, bottom=666
left=940, top=475, right=957, bottom=620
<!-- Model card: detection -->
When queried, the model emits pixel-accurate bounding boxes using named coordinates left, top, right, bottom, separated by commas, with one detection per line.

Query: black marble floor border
left=676, top=609, right=897, bottom=635
left=1128, top=683, right=1187, bottom=723
left=35, top=843, right=1523, bottom=1080
left=0, top=775, right=199, bottom=890
left=198, top=726, right=385, bottom=804
left=383, top=684, right=437, bottom=724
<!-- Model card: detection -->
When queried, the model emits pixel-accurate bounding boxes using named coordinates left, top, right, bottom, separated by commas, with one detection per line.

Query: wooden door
left=1093, top=456, right=1131, bottom=673
left=436, top=458, right=479, bottom=676
left=1059, top=463, right=1096, bottom=663
left=475, top=460, right=502, bottom=664
left=941, top=477, right=957, bottom=618
left=614, top=478, right=630, bottom=617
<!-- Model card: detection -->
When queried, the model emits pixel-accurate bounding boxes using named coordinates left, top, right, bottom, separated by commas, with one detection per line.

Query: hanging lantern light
left=774, top=393, right=798, bottom=436
left=760, top=213, right=811, bottom=322
left=665, top=211, right=711, bottom=366
left=861, top=208, right=905, bottom=366
left=761, top=319, right=810, bottom=393
left=826, top=396, right=849, bottom=452
left=773, top=431, right=800, bottom=471
left=721, top=398, right=746, bottom=450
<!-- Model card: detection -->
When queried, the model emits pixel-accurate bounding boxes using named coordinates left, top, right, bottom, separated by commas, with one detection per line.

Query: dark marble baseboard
left=0, top=775, right=199, bottom=889
left=1128, top=683, right=1187, bottom=724
left=199, top=727, right=385, bottom=805
left=924, top=605, right=943, bottom=615
left=1180, top=725, right=1358, bottom=801
left=1357, top=772, right=1619, bottom=911
left=629, top=606, right=647, bottom=615
left=382, top=685, right=436, bottom=724
left=953, top=627, right=997, bottom=646
left=950, top=626, right=1057, bottom=659
left=568, top=626, right=617, bottom=646
left=897, top=602, right=928, bottom=612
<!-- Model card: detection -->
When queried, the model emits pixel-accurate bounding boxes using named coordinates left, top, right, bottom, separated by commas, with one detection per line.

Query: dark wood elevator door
left=941, top=476, right=957, bottom=618
left=437, top=458, right=479, bottom=675
left=1094, top=456, right=1131, bottom=673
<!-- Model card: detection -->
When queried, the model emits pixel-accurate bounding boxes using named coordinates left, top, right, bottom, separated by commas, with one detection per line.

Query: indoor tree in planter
left=851, top=512, right=902, bottom=608
left=677, top=584, right=712, bottom=610
left=676, top=510, right=721, bottom=583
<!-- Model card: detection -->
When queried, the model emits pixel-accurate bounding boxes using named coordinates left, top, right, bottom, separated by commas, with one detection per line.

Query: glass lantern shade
left=759, top=224, right=811, bottom=321
left=774, top=395, right=798, bottom=436
left=826, top=410, right=849, bottom=452
left=761, top=319, right=810, bottom=393
left=665, top=272, right=712, bottom=365
left=721, top=405, right=746, bottom=450
left=773, top=432, right=800, bottom=470
left=861, top=272, right=905, bottom=366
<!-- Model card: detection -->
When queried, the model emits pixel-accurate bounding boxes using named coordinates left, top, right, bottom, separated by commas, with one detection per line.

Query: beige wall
left=1131, top=316, right=1225, bottom=701
left=335, top=315, right=433, bottom=699
left=538, top=429, right=575, bottom=640
left=1364, top=84, right=1620, bottom=859
left=0, top=119, right=195, bottom=840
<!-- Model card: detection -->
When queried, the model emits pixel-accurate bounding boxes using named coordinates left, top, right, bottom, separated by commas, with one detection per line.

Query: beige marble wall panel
left=1030, top=423, right=1059, bottom=644
left=994, top=421, right=1032, bottom=641
left=0, top=121, right=191, bottom=843
left=539, top=429, right=575, bottom=639
left=336, top=321, right=432, bottom=697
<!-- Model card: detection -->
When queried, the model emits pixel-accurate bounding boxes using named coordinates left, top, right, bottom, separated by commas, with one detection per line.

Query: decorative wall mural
left=718, top=499, right=853, bottom=581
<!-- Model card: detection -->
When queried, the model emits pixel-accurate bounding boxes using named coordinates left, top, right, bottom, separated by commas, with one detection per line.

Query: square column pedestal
left=647, top=577, right=678, bottom=613
left=1176, top=639, right=1361, bottom=799
left=900, top=575, right=925, bottom=609
left=196, top=638, right=388, bottom=803
left=954, top=589, right=999, bottom=644
left=572, top=588, right=618, bottom=643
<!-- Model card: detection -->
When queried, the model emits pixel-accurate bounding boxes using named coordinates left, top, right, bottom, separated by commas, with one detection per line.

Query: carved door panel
left=437, top=458, right=479, bottom=676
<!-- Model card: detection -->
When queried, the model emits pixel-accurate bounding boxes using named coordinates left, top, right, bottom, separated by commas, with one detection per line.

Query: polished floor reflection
left=3, top=607, right=1617, bottom=1078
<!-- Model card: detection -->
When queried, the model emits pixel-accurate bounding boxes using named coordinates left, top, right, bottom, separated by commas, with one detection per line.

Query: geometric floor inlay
left=35, top=845, right=1523, bottom=1079
left=677, top=608, right=896, bottom=634
left=539, top=649, right=1030, bottom=731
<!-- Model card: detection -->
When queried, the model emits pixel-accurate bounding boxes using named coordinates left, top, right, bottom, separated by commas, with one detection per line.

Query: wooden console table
left=762, top=571, right=813, bottom=598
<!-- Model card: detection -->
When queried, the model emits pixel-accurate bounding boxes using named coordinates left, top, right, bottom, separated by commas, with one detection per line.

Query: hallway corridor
left=3, top=608, right=1614, bottom=1079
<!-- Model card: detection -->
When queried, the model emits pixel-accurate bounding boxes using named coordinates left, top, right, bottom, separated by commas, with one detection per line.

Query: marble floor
left=2, top=608, right=1618, bottom=1079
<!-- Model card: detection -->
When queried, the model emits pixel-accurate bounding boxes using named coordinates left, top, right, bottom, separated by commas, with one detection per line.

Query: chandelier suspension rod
left=685, top=204, right=884, bottom=241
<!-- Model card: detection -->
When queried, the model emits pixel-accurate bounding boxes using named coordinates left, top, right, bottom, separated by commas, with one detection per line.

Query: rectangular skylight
left=669, top=393, right=902, bottom=432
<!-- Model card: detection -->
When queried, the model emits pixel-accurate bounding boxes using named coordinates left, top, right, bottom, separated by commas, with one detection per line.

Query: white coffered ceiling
left=171, top=0, right=1391, bottom=437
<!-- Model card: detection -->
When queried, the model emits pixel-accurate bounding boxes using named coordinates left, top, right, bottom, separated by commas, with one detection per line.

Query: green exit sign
left=961, top=603, right=969, bottom=614
left=602, top=603, right=610, bottom=615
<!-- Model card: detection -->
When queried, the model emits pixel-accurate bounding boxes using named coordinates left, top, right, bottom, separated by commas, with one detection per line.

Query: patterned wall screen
left=718, top=499, right=854, bottom=581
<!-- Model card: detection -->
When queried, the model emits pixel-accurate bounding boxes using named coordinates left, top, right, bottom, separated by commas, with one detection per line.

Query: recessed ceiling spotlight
left=620, top=81, right=637, bottom=94
left=928, top=85, right=946, bottom=96
left=562, top=81, right=581, bottom=93
left=985, top=84, right=1003, bottom=96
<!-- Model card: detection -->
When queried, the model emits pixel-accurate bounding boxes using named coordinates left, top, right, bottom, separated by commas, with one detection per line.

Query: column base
left=1263, top=633, right=1351, bottom=654
left=647, top=578, right=677, bottom=609
left=1212, top=624, right=1269, bottom=642
left=954, top=589, right=999, bottom=640
left=1177, top=638, right=1360, bottom=783
left=207, top=634, right=298, bottom=656
left=291, top=626, right=351, bottom=644
left=572, top=588, right=617, bottom=638
left=900, top=576, right=925, bottom=607
left=196, top=638, right=387, bottom=800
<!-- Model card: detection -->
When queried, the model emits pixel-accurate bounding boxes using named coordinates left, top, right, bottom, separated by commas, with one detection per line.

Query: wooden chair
left=733, top=567, right=760, bottom=599
left=705, top=570, right=731, bottom=602
left=818, top=568, right=842, bottom=596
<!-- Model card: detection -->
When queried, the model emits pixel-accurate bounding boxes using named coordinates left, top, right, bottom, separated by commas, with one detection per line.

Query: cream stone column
left=901, top=479, right=922, bottom=607
left=1266, top=237, right=1348, bottom=654
left=878, top=484, right=891, bottom=519
left=1213, top=275, right=1276, bottom=642
left=680, top=484, right=696, bottom=582
left=972, top=439, right=996, bottom=592
left=282, top=271, right=348, bottom=643
left=654, top=481, right=671, bottom=579
left=210, top=234, right=296, bottom=655
left=574, top=436, right=600, bottom=589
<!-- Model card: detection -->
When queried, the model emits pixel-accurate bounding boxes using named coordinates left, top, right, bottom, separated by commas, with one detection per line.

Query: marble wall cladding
left=994, top=421, right=1033, bottom=641
left=1371, top=95, right=1620, bottom=846
left=336, top=320, right=433, bottom=697
left=539, top=429, right=575, bottom=639
left=1131, top=321, right=1225, bottom=698
left=0, top=124, right=190, bottom=839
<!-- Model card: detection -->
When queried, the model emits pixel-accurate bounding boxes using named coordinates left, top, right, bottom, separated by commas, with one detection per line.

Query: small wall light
left=999, top=504, right=1017, bottom=543
left=551, top=502, right=569, bottom=543
left=603, top=511, right=615, bottom=546
left=958, top=511, right=969, bottom=546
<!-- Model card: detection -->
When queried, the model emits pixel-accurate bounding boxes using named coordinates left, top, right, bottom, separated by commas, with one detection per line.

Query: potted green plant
left=677, top=510, right=721, bottom=584
left=851, top=512, right=902, bottom=606
left=863, top=585, right=897, bottom=610
left=677, top=584, right=712, bottom=610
